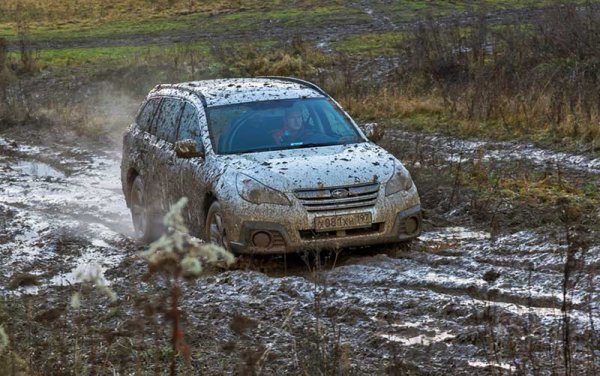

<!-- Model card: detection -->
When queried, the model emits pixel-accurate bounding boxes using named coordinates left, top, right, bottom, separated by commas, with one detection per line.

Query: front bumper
left=225, top=187, right=422, bottom=254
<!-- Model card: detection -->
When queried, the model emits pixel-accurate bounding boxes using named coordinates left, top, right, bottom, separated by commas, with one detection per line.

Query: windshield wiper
left=286, top=142, right=339, bottom=150
left=224, top=142, right=341, bottom=154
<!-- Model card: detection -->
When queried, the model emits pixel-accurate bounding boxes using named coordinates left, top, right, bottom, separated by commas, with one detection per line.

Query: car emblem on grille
left=331, top=188, right=350, bottom=199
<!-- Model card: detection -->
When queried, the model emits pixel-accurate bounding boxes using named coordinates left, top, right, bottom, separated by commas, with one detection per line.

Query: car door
left=172, top=101, right=209, bottom=237
left=144, top=96, right=185, bottom=217
left=123, top=97, right=161, bottom=194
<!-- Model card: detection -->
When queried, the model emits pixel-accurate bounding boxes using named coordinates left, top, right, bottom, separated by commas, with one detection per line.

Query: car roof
left=155, top=77, right=327, bottom=107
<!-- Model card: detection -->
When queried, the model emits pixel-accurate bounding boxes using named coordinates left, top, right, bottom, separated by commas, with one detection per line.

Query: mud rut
left=5, top=6, right=548, bottom=53
left=0, top=126, right=598, bottom=374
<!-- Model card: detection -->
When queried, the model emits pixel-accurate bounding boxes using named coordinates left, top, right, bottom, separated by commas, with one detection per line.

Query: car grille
left=272, top=232, right=286, bottom=248
left=294, top=183, right=380, bottom=212
left=299, top=223, right=383, bottom=240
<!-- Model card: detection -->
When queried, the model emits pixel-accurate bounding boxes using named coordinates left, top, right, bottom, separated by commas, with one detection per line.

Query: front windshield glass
left=207, top=98, right=365, bottom=154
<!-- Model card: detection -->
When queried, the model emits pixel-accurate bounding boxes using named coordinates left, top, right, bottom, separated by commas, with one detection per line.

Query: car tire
left=130, top=175, right=161, bottom=242
left=205, top=200, right=230, bottom=251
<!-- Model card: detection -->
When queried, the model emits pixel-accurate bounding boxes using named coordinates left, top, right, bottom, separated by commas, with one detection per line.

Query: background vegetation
left=1, top=1, right=598, bottom=151
left=0, top=0, right=598, bottom=374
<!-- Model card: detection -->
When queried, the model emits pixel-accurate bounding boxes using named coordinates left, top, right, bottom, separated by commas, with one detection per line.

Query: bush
left=395, top=4, right=600, bottom=146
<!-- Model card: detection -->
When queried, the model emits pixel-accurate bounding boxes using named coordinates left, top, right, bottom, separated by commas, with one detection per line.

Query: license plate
left=314, top=212, right=372, bottom=232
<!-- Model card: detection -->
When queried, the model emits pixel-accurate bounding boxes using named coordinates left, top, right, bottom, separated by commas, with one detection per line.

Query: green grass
left=0, top=13, right=205, bottom=40
left=219, top=6, right=369, bottom=30
left=0, top=5, right=367, bottom=41
left=334, top=31, right=408, bottom=55
left=9, top=42, right=210, bottom=68
left=0, top=1, right=586, bottom=42
left=332, top=20, right=538, bottom=56
left=11, top=38, right=281, bottom=70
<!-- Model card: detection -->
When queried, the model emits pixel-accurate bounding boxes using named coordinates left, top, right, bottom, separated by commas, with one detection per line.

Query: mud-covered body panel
left=121, top=77, right=421, bottom=253
left=172, top=78, right=325, bottom=107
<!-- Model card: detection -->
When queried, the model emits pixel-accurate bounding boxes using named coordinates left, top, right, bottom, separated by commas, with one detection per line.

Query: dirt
left=1, top=122, right=598, bottom=374
left=4, top=5, right=551, bottom=52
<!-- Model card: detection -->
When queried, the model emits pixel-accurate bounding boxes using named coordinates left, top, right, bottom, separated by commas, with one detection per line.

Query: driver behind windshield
left=272, top=106, right=312, bottom=145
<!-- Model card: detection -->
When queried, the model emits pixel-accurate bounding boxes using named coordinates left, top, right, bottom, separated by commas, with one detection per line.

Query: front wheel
left=205, top=201, right=230, bottom=250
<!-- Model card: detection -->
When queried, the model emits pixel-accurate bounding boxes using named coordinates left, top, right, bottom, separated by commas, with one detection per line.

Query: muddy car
left=121, top=77, right=421, bottom=253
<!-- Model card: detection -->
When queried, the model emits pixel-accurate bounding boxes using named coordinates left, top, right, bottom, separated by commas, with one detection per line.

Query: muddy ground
left=5, top=5, right=549, bottom=52
left=0, top=121, right=598, bottom=374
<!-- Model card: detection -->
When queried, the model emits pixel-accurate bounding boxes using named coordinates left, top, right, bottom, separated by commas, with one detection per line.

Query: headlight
left=385, top=162, right=414, bottom=196
left=236, top=173, right=291, bottom=206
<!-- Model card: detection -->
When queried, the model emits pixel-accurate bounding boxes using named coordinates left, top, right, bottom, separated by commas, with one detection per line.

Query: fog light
left=252, top=231, right=272, bottom=248
left=405, top=216, right=419, bottom=234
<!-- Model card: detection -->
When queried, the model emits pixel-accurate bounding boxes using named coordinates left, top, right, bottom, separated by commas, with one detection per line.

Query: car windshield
left=207, top=98, right=365, bottom=154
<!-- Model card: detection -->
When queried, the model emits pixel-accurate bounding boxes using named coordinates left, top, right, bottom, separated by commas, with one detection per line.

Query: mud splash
left=0, top=136, right=132, bottom=294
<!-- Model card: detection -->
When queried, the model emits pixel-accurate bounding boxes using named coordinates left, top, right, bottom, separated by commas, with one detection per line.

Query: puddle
left=419, top=226, right=491, bottom=242
left=468, top=360, right=516, bottom=372
left=12, top=160, right=66, bottom=178
left=316, top=41, right=329, bottom=49
left=380, top=331, right=455, bottom=346
left=14, top=226, right=41, bottom=242
left=483, top=299, right=596, bottom=326
left=421, top=272, right=487, bottom=288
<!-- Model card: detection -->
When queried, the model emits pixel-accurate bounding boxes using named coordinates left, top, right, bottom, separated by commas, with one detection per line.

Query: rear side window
left=153, top=97, right=185, bottom=143
left=136, top=98, right=161, bottom=132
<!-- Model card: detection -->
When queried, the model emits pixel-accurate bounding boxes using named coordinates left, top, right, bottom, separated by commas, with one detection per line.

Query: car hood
left=219, top=142, right=396, bottom=192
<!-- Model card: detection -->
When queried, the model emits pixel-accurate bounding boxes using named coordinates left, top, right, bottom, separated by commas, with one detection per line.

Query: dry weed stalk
left=140, top=197, right=234, bottom=375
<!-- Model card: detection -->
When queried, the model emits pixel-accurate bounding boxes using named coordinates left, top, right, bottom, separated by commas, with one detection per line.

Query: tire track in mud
left=0, top=134, right=133, bottom=294
left=1, top=130, right=598, bottom=373
left=387, top=128, right=600, bottom=175
left=188, top=226, right=597, bottom=372
left=201, top=127, right=598, bottom=372
left=5, top=6, right=550, bottom=52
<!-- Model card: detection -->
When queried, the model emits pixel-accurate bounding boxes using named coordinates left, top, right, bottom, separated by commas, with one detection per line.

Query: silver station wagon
left=121, top=77, right=421, bottom=254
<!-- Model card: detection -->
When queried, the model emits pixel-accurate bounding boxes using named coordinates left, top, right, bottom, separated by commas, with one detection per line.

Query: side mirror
left=175, top=139, right=205, bottom=159
left=361, top=122, right=385, bottom=143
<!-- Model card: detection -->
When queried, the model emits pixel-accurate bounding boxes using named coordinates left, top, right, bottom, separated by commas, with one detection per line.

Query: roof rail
left=150, top=84, right=207, bottom=109
left=257, top=76, right=329, bottom=97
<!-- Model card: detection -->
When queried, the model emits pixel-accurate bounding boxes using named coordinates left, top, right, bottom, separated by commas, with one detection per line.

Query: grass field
left=0, top=0, right=598, bottom=151
left=0, top=0, right=588, bottom=40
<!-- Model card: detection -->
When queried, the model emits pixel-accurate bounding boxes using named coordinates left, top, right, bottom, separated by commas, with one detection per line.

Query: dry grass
left=391, top=4, right=600, bottom=149
left=338, top=89, right=444, bottom=122
left=0, top=0, right=261, bottom=23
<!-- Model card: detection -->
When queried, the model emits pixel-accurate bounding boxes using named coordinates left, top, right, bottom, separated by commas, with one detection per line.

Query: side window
left=136, top=98, right=161, bottom=132
left=177, top=102, right=203, bottom=150
left=153, top=97, right=185, bottom=143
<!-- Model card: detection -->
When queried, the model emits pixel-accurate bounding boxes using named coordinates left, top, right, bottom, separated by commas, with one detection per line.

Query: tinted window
left=177, top=103, right=203, bottom=150
left=153, top=97, right=185, bottom=143
left=136, top=98, right=161, bottom=132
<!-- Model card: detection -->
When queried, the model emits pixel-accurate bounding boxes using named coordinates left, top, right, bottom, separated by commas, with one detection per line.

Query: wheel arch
left=125, top=168, right=140, bottom=206
left=203, top=191, right=217, bottom=219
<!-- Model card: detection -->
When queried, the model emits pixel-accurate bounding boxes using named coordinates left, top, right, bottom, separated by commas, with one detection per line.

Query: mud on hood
left=221, top=142, right=396, bottom=192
